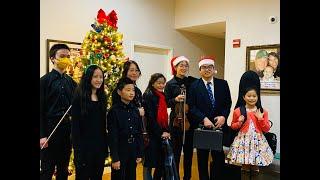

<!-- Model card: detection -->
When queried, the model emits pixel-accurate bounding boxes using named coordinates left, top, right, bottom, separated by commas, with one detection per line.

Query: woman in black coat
left=164, top=56, right=197, bottom=180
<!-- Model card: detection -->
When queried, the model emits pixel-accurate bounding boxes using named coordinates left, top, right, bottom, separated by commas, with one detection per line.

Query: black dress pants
left=197, top=149, right=225, bottom=180
left=172, top=129, right=194, bottom=180
left=111, top=143, right=137, bottom=180
left=40, top=124, right=71, bottom=180
left=74, top=150, right=105, bottom=180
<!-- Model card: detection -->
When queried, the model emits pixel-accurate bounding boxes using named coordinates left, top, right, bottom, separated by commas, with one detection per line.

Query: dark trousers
left=197, top=149, right=225, bottom=180
left=74, top=151, right=105, bottom=180
left=40, top=124, right=71, bottom=180
left=111, top=144, right=137, bottom=180
left=172, top=129, right=194, bottom=180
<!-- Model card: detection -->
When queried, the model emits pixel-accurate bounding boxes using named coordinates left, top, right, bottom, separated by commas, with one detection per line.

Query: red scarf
left=154, top=90, right=168, bottom=129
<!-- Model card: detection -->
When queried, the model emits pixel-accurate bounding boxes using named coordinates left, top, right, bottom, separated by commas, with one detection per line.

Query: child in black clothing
left=143, top=73, right=173, bottom=179
left=107, top=77, right=143, bottom=180
left=71, top=64, right=108, bottom=180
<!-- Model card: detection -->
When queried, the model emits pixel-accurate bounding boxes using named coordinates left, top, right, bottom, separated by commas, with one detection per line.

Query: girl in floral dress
left=227, top=87, right=274, bottom=172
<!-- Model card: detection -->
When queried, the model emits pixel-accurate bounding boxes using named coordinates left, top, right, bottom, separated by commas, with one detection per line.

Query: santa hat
left=170, top=56, right=189, bottom=75
left=198, top=56, right=215, bottom=68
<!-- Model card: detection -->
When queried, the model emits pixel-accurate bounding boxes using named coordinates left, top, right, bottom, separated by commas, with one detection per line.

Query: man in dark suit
left=188, top=57, right=232, bottom=180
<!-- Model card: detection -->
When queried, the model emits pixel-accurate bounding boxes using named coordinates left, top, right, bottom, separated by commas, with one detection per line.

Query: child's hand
left=136, top=158, right=142, bottom=163
left=238, top=115, right=245, bottom=123
left=112, top=161, right=121, bottom=170
left=254, top=108, right=264, bottom=120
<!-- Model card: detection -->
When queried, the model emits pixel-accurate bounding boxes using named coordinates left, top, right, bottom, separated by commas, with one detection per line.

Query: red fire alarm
left=233, top=39, right=241, bottom=48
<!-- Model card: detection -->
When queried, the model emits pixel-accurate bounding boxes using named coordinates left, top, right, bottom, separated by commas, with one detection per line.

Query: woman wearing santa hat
left=164, top=55, right=197, bottom=180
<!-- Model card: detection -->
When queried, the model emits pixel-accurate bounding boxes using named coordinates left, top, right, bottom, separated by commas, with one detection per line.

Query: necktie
left=206, top=82, right=215, bottom=108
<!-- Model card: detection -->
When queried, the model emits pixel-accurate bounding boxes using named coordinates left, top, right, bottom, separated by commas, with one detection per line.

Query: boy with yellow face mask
left=52, top=49, right=72, bottom=71
left=40, top=44, right=77, bottom=180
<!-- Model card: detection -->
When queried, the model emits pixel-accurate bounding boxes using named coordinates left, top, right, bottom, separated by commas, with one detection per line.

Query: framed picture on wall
left=246, top=44, right=280, bottom=94
left=46, top=39, right=82, bottom=77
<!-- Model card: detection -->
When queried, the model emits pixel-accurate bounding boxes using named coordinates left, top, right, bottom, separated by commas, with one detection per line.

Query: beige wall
left=175, top=0, right=280, bottom=153
left=175, top=0, right=228, bottom=29
left=176, top=30, right=225, bottom=79
left=40, top=0, right=216, bottom=79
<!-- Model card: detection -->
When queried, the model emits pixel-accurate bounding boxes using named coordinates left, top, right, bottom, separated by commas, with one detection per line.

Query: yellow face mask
left=56, top=57, right=72, bottom=70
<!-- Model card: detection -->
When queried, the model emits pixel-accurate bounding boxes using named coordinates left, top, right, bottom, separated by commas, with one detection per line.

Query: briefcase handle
left=198, top=124, right=222, bottom=131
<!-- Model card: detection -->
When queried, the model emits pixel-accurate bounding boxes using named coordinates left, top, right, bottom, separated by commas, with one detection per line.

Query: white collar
left=202, top=78, right=214, bottom=86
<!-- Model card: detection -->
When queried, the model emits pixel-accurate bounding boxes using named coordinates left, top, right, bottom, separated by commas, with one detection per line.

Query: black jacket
left=164, top=76, right=197, bottom=130
left=107, top=101, right=143, bottom=162
left=188, top=77, right=232, bottom=132
left=71, top=96, right=108, bottom=155
left=143, top=90, right=169, bottom=167
left=40, top=69, right=77, bottom=138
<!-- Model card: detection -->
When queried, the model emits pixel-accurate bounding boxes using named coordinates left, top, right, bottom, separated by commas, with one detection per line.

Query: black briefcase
left=193, top=126, right=223, bottom=151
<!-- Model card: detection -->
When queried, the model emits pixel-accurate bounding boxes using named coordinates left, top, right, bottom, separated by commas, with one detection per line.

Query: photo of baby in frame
left=246, top=44, right=280, bottom=93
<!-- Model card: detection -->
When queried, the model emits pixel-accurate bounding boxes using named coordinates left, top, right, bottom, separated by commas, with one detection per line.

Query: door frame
left=130, top=41, right=173, bottom=79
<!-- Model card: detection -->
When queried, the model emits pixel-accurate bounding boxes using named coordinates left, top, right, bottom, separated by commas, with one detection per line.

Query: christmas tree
left=65, top=9, right=125, bottom=177
left=81, top=8, right=126, bottom=109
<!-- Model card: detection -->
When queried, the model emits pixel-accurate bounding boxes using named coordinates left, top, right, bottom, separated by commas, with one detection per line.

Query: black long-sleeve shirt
left=71, top=97, right=108, bottom=154
left=107, top=101, right=143, bottom=162
left=40, top=69, right=77, bottom=138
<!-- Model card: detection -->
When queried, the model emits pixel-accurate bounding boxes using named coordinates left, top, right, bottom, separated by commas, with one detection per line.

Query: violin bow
left=181, top=84, right=187, bottom=145
left=40, top=105, right=72, bottom=172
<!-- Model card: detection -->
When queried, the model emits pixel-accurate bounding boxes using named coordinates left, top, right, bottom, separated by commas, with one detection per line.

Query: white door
left=132, top=44, right=172, bottom=94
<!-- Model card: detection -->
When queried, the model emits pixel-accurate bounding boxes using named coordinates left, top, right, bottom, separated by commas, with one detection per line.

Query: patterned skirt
left=226, top=120, right=274, bottom=166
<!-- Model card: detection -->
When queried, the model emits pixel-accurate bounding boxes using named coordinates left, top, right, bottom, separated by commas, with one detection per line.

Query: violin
left=137, top=95, right=150, bottom=147
left=173, top=85, right=190, bottom=132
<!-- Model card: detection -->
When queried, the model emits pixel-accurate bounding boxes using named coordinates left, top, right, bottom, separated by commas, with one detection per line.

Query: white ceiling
left=178, top=22, right=226, bottom=39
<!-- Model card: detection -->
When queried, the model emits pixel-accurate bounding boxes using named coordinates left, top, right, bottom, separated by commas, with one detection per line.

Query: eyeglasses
left=200, top=65, right=214, bottom=70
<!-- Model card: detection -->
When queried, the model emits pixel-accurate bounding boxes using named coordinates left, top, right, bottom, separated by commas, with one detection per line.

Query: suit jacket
left=187, top=77, right=232, bottom=132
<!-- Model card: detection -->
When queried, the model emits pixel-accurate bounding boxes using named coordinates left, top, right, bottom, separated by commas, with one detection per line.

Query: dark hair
left=144, top=73, right=166, bottom=93
left=268, top=52, right=279, bottom=61
left=242, top=86, right=264, bottom=112
left=116, top=77, right=135, bottom=91
left=121, top=60, right=141, bottom=80
left=49, top=44, right=70, bottom=59
left=74, top=64, right=106, bottom=116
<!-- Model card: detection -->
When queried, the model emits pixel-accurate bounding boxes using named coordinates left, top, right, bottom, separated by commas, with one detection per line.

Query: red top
left=231, top=107, right=270, bottom=133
